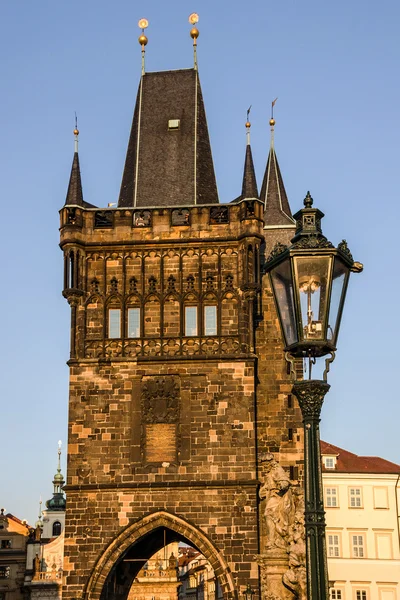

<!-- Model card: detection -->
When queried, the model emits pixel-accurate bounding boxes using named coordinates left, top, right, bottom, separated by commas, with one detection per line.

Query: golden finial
left=74, top=113, right=79, bottom=152
left=246, top=106, right=252, bottom=145
left=270, top=98, right=277, bottom=147
left=189, top=13, right=199, bottom=69
left=138, top=18, right=149, bottom=75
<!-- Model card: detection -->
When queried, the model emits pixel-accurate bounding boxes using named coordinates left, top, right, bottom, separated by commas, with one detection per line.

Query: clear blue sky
left=1, top=0, right=399, bottom=526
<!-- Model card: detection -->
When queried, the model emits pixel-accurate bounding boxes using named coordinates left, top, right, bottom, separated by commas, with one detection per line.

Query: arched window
left=52, top=521, right=62, bottom=537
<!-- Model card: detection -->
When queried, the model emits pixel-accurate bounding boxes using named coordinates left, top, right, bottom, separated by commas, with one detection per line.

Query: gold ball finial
left=190, top=27, right=199, bottom=40
left=74, top=128, right=79, bottom=136
left=245, top=121, right=251, bottom=129
left=269, top=118, right=275, bottom=126
left=138, top=34, right=148, bottom=46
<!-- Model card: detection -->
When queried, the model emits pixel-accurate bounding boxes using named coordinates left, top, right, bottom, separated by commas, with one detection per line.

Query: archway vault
left=84, top=510, right=237, bottom=600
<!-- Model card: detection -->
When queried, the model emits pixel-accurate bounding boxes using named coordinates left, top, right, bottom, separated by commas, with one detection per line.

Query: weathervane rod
left=270, top=98, right=278, bottom=148
left=246, top=105, right=252, bottom=145
left=138, top=19, right=149, bottom=76
left=189, top=13, right=200, bottom=70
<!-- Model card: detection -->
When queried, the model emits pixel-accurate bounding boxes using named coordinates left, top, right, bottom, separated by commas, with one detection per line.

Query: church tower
left=60, top=19, right=303, bottom=600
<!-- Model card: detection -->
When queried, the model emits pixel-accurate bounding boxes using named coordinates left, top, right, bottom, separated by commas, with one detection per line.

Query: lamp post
left=264, top=192, right=362, bottom=600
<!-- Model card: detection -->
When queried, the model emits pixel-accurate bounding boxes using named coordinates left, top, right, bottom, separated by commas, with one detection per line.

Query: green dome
left=45, top=494, right=66, bottom=511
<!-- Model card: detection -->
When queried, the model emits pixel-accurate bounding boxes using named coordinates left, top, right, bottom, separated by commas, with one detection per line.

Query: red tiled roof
left=321, top=441, right=400, bottom=474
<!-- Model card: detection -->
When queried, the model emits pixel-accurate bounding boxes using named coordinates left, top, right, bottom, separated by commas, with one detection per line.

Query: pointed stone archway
left=83, top=511, right=237, bottom=600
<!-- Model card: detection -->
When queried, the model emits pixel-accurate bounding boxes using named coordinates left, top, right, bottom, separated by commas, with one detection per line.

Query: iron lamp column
left=265, top=192, right=362, bottom=600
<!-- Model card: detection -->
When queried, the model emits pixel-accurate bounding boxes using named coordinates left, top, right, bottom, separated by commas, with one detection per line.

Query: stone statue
left=34, top=553, right=41, bottom=575
left=283, top=489, right=307, bottom=599
left=259, top=453, right=293, bottom=551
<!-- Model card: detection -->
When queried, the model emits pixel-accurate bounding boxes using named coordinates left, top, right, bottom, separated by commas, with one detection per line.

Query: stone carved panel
left=141, top=376, right=180, bottom=464
left=142, top=376, right=180, bottom=424
left=145, top=423, right=177, bottom=463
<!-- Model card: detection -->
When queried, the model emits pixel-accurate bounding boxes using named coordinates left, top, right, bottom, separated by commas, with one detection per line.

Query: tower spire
left=241, top=109, right=258, bottom=200
left=45, top=441, right=66, bottom=511
left=138, top=19, right=149, bottom=76
left=260, top=103, right=294, bottom=227
left=64, top=122, right=84, bottom=207
left=189, top=13, right=199, bottom=70
left=35, top=497, right=43, bottom=529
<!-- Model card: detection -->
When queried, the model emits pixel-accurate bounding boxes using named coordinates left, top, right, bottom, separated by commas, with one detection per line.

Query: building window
left=128, top=308, right=141, bottom=338
left=330, top=590, right=343, bottom=600
left=349, top=488, right=363, bottom=508
left=52, top=521, right=62, bottom=537
left=108, top=308, right=121, bottom=338
left=327, top=533, right=341, bottom=557
left=185, top=306, right=198, bottom=336
left=355, top=591, right=368, bottom=600
left=323, top=456, right=336, bottom=469
left=351, top=534, right=365, bottom=558
left=325, top=487, right=338, bottom=508
left=204, top=305, right=217, bottom=336
left=168, top=119, right=180, bottom=130
left=0, top=540, right=11, bottom=549
left=0, top=566, right=10, bottom=579
left=189, top=575, right=197, bottom=588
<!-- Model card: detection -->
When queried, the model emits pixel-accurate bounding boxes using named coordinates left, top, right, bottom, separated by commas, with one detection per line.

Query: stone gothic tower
left=60, top=54, right=304, bottom=600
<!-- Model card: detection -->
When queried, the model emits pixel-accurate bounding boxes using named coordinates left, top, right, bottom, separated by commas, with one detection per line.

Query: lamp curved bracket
left=323, top=351, right=336, bottom=383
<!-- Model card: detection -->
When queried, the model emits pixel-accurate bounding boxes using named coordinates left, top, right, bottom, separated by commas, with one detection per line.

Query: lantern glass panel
left=294, top=256, right=331, bottom=342
left=327, top=257, right=349, bottom=343
left=270, top=259, right=298, bottom=346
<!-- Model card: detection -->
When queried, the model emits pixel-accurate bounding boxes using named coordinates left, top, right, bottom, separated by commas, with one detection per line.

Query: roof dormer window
left=323, top=456, right=336, bottom=469
left=168, top=119, right=180, bottom=130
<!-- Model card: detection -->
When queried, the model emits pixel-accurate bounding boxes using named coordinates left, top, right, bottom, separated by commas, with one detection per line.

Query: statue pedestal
left=256, top=553, right=293, bottom=600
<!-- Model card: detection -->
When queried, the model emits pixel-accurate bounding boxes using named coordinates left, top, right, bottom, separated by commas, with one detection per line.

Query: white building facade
left=322, top=441, right=400, bottom=600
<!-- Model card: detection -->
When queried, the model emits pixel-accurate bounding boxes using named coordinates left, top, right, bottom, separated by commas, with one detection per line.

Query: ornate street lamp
left=265, top=192, right=362, bottom=600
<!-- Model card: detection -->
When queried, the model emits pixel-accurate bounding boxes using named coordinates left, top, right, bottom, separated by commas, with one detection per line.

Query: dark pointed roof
left=260, top=145, right=294, bottom=227
left=241, top=145, right=258, bottom=200
left=65, top=152, right=83, bottom=206
left=64, top=152, right=95, bottom=208
left=118, top=69, right=219, bottom=208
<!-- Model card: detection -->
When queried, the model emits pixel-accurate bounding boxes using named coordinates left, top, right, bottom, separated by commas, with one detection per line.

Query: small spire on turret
left=138, top=18, right=149, bottom=76
left=35, top=497, right=43, bottom=530
left=261, top=100, right=295, bottom=227
left=241, top=106, right=258, bottom=200
left=65, top=119, right=84, bottom=206
left=189, top=13, right=199, bottom=70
